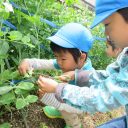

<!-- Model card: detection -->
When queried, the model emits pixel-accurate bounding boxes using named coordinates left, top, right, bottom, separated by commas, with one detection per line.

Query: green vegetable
left=0, top=86, right=13, bottom=95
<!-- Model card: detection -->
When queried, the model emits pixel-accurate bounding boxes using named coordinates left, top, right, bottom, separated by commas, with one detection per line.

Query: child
left=36, top=0, right=128, bottom=127
left=18, top=23, right=94, bottom=128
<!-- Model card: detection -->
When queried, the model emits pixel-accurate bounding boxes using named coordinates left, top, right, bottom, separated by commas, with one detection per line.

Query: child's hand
left=18, top=59, right=33, bottom=75
left=37, top=76, right=58, bottom=93
left=58, top=71, right=75, bottom=82
left=37, top=89, right=46, bottom=99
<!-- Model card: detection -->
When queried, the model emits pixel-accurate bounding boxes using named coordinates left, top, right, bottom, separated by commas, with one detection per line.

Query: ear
left=80, top=53, right=87, bottom=62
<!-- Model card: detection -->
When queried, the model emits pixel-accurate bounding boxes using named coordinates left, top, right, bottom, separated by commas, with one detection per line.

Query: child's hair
left=118, top=7, right=128, bottom=22
left=50, top=42, right=87, bottom=63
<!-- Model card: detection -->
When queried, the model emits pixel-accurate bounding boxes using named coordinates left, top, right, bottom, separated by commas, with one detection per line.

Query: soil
left=0, top=102, right=125, bottom=128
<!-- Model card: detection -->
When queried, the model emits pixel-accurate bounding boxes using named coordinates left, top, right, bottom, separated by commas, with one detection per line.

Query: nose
left=105, top=28, right=109, bottom=36
left=57, top=59, right=62, bottom=67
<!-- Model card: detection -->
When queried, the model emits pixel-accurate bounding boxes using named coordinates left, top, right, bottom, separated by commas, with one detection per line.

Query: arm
left=37, top=48, right=128, bottom=113
left=18, top=58, right=58, bottom=75
left=55, top=48, right=128, bottom=113
left=24, top=58, right=57, bottom=70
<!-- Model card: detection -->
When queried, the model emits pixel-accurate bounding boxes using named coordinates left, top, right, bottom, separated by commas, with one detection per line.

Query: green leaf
left=26, top=95, right=38, bottom=103
left=0, top=59, right=5, bottom=66
left=16, top=98, right=29, bottom=109
left=0, top=8, right=10, bottom=20
left=24, top=73, right=30, bottom=78
left=24, top=70, right=33, bottom=78
left=23, top=42, right=35, bottom=48
left=0, top=31, right=4, bottom=36
left=0, top=41, right=9, bottom=55
left=0, top=86, right=13, bottom=95
left=8, top=31, right=22, bottom=41
left=17, top=82, right=34, bottom=90
left=0, top=69, right=14, bottom=81
left=30, top=35, right=39, bottom=44
left=15, top=88, right=29, bottom=95
left=21, top=35, right=30, bottom=44
left=0, top=54, right=8, bottom=59
left=0, top=92, right=15, bottom=105
left=0, top=123, right=11, bottom=128
left=10, top=56, right=19, bottom=65
left=10, top=70, right=21, bottom=79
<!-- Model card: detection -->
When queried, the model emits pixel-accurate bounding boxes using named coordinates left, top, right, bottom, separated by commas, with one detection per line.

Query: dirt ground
left=0, top=102, right=125, bottom=128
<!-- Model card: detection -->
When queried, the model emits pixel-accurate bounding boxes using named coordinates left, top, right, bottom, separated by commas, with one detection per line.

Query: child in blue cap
left=36, top=0, right=128, bottom=128
left=18, top=23, right=94, bottom=128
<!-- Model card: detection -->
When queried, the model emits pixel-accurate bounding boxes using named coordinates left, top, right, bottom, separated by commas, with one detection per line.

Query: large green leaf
left=0, top=86, right=13, bottom=95
left=0, top=92, right=15, bottom=105
left=17, top=82, right=34, bottom=90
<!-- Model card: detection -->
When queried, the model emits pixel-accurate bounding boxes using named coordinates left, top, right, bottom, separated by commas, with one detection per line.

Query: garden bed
left=0, top=102, right=125, bottom=128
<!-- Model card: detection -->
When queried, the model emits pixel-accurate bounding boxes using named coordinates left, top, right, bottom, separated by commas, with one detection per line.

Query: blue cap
left=91, top=0, right=128, bottom=29
left=47, top=23, right=93, bottom=52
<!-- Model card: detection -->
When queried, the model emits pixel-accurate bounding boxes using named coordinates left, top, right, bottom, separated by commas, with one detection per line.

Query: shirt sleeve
left=74, top=58, right=94, bottom=86
left=25, top=58, right=57, bottom=70
left=55, top=47, right=128, bottom=114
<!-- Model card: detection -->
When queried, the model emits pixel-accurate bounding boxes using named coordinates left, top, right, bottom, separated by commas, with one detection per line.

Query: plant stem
left=20, top=109, right=29, bottom=128
left=18, top=46, right=22, bottom=62
left=5, top=58, right=10, bottom=69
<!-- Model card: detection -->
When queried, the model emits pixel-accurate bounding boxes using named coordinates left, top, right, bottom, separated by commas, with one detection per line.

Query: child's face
left=103, top=12, right=128, bottom=48
left=105, top=42, right=122, bottom=58
left=54, top=51, right=82, bottom=73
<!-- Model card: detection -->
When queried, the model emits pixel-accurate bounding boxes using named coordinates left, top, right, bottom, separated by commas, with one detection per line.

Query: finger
left=37, top=79, right=45, bottom=90
left=38, top=89, right=45, bottom=95
left=37, top=89, right=45, bottom=98
left=59, top=75, right=71, bottom=82
left=22, top=69, right=28, bottom=75
left=18, top=66, right=25, bottom=75
left=38, top=75, right=45, bottom=81
left=18, top=66, right=22, bottom=75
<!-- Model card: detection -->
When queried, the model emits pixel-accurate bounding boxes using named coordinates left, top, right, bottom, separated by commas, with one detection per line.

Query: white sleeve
left=25, top=58, right=56, bottom=70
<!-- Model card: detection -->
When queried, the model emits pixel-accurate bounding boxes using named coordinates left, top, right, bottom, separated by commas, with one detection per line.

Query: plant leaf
left=16, top=98, right=29, bottom=109
left=8, top=31, right=22, bottom=41
left=0, top=86, right=13, bottom=95
left=17, top=82, right=34, bottom=90
left=15, top=88, right=29, bottom=95
left=0, top=41, right=9, bottom=55
left=0, top=92, right=15, bottom=105
left=26, top=95, right=38, bottom=103
left=0, top=123, right=11, bottom=128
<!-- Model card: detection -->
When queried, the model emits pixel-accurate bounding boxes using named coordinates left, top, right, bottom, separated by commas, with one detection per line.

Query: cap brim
left=90, top=9, right=117, bottom=29
left=47, top=35, right=75, bottom=48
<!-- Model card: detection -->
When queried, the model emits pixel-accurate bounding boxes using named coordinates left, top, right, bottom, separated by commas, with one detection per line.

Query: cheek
left=109, top=24, right=128, bottom=47
left=106, top=50, right=111, bottom=56
left=64, top=61, right=77, bottom=70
